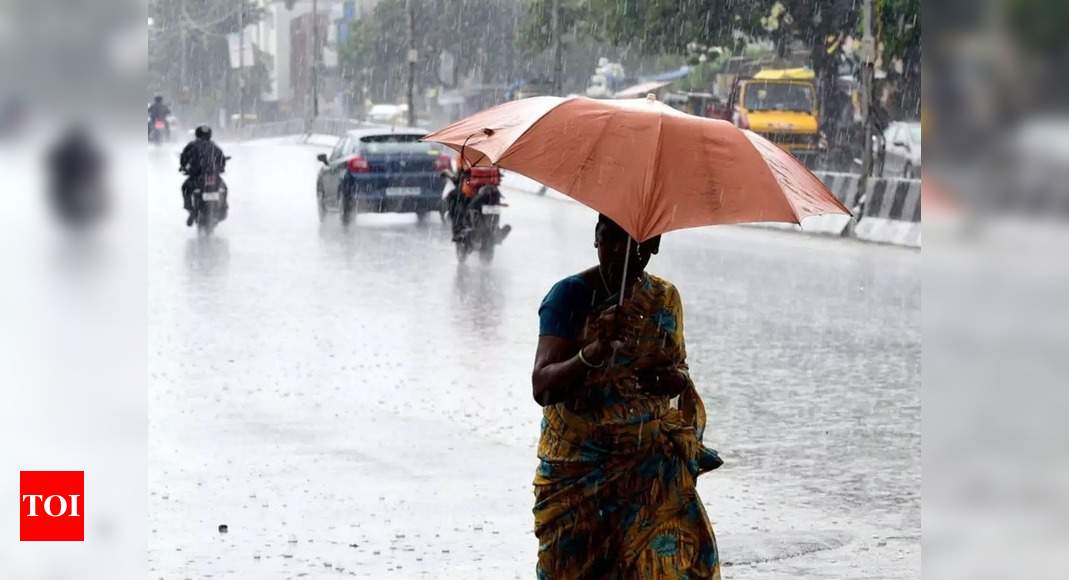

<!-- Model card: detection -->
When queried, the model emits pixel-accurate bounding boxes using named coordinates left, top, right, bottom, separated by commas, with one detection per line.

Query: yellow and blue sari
left=535, top=273, right=722, bottom=579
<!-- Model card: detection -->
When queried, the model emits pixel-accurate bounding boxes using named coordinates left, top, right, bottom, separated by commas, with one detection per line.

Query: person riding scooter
left=179, top=125, right=228, bottom=226
left=447, top=166, right=503, bottom=240
left=148, top=96, right=171, bottom=140
left=449, top=172, right=478, bottom=241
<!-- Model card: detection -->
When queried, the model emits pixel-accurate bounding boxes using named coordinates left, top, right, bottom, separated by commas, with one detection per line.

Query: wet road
left=147, top=137, right=920, bottom=578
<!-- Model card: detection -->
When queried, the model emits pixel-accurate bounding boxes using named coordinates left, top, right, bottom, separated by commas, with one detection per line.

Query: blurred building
left=246, top=0, right=380, bottom=121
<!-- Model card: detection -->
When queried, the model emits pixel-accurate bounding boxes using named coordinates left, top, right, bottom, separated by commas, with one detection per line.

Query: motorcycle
left=443, top=165, right=511, bottom=263
left=148, top=117, right=169, bottom=145
left=182, top=158, right=230, bottom=235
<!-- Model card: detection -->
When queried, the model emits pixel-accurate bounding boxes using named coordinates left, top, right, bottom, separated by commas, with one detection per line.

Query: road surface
left=147, top=136, right=920, bottom=578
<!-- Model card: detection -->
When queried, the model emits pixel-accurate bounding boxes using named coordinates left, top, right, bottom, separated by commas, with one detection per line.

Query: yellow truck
left=728, top=68, right=825, bottom=162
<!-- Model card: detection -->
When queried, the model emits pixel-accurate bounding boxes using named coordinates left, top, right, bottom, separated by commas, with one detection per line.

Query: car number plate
left=201, top=192, right=221, bottom=201
left=480, top=205, right=503, bottom=215
left=386, top=187, right=420, bottom=196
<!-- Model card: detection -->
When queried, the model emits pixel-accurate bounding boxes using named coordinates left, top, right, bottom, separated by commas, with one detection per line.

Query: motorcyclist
left=148, top=96, right=171, bottom=140
left=448, top=169, right=511, bottom=244
left=179, top=125, right=228, bottom=226
left=449, top=174, right=476, bottom=241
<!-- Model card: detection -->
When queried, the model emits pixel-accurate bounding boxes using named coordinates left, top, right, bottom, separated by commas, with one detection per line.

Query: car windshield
left=743, top=82, right=814, bottom=112
left=360, top=134, right=434, bottom=155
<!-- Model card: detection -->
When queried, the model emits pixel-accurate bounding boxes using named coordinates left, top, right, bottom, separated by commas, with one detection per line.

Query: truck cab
left=729, top=68, right=825, bottom=163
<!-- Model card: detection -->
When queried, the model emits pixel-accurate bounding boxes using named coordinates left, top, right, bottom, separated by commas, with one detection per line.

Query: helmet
left=195, top=125, right=212, bottom=140
left=153, top=95, right=163, bottom=103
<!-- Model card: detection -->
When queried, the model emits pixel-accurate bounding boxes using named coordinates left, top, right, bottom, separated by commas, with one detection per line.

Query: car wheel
left=339, top=186, right=355, bottom=227
left=416, top=211, right=429, bottom=224
left=316, top=186, right=327, bottom=222
left=341, top=198, right=354, bottom=226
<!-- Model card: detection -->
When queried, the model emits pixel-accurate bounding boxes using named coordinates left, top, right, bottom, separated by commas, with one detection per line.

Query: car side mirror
left=893, top=140, right=907, bottom=149
left=317, top=153, right=329, bottom=165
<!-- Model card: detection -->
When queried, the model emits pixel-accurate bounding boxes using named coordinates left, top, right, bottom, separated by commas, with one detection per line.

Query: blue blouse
left=538, top=275, right=597, bottom=340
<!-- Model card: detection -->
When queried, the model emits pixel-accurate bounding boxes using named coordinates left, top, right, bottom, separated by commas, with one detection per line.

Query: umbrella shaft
left=609, top=237, right=632, bottom=368
left=618, top=236, right=631, bottom=306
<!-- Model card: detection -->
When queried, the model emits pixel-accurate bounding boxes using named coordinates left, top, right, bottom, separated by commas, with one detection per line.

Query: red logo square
left=20, top=471, right=84, bottom=541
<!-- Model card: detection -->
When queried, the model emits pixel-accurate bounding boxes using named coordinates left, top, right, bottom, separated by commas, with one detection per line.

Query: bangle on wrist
left=577, top=346, right=604, bottom=369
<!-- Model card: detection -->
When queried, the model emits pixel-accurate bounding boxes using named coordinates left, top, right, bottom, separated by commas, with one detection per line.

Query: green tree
left=522, top=0, right=765, bottom=57
left=148, top=0, right=266, bottom=120
left=519, top=0, right=921, bottom=119
left=339, top=0, right=522, bottom=108
left=877, top=0, right=921, bottom=116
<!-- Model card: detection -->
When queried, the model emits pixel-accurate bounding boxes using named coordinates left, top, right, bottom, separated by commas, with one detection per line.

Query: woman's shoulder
left=539, top=272, right=596, bottom=339
left=541, top=272, right=593, bottom=307
left=645, top=273, right=680, bottom=296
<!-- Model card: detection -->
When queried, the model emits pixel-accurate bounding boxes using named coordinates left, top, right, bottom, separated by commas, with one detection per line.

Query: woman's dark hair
left=596, top=214, right=627, bottom=240
left=594, top=215, right=658, bottom=247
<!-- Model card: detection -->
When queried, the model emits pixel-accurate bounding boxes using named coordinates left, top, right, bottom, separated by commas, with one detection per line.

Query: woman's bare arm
left=532, top=336, right=610, bottom=407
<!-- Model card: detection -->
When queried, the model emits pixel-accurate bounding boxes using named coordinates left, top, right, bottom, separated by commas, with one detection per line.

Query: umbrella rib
left=638, top=111, right=668, bottom=241
left=743, top=131, right=804, bottom=225
left=496, top=98, right=575, bottom=166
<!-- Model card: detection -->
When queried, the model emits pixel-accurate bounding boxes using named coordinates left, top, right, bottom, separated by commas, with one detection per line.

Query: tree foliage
left=521, top=0, right=767, bottom=58
left=149, top=0, right=267, bottom=118
left=518, top=0, right=919, bottom=117
left=339, top=0, right=522, bottom=105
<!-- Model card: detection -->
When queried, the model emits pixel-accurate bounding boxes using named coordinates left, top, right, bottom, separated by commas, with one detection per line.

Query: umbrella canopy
left=423, top=95, right=850, bottom=242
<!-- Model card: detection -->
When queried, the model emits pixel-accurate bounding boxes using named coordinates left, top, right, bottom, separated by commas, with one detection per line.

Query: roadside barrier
left=851, top=176, right=922, bottom=247
left=226, top=117, right=373, bottom=141
left=225, top=118, right=305, bottom=141
left=760, top=172, right=920, bottom=247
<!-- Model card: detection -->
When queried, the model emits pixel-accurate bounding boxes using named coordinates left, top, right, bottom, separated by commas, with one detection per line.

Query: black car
left=316, top=128, right=451, bottom=224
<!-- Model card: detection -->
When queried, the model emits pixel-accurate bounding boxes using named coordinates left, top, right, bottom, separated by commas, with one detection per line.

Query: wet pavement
left=147, top=137, right=920, bottom=578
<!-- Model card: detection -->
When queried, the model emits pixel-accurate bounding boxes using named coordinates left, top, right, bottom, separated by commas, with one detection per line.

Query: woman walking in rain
left=531, top=214, right=723, bottom=579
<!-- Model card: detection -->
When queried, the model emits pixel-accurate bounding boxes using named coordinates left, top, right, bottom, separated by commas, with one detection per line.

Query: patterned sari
left=534, top=273, right=722, bottom=579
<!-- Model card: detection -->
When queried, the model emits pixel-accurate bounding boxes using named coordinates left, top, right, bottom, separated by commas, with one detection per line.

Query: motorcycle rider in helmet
left=147, top=95, right=172, bottom=140
left=179, top=125, right=228, bottom=226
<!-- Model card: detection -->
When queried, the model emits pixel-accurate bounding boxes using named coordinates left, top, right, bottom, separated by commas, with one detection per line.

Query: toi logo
left=20, top=471, right=84, bottom=541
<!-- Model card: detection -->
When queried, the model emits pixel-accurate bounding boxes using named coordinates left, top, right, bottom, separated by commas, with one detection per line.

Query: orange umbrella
left=423, top=95, right=850, bottom=243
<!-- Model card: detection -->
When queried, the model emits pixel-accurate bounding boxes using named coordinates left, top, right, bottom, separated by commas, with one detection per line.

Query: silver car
left=880, top=121, right=921, bottom=178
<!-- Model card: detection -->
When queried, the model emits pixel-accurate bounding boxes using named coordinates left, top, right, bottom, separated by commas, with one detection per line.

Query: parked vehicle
left=727, top=68, right=826, bottom=164
left=315, top=128, right=450, bottom=225
left=879, top=121, right=921, bottom=178
left=366, top=104, right=408, bottom=126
